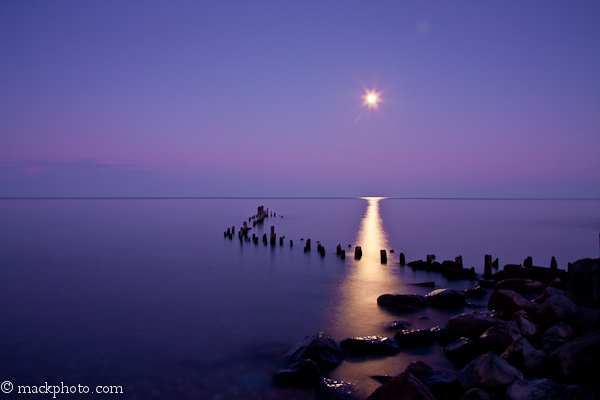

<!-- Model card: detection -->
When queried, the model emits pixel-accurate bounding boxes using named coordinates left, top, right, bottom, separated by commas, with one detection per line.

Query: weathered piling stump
left=227, top=227, right=231, bottom=235
left=381, top=250, right=387, bottom=263
left=400, top=252, right=406, bottom=266
left=290, top=240, right=293, bottom=247
left=270, top=226, right=276, bottom=246
left=550, top=256, right=557, bottom=269
left=306, top=239, right=311, bottom=250
left=455, top=255, right=463, bottom=268
left=279, top=237, right=283, bottom=245
left=263, top=233, right=267, bottom=245
left=426, top=254, right=435, bottom=264
left=484, top=254, right=492, bottom=279
left=336, top=244, right=342, bottom=255
left=320, top=247, right=325, bottom=257
left=492, top=257, right=499, bottom=268
left=524, top=256, right=533, bottom=268
left=317, top=243, right=322, bottom=252
left=355, top=246, right=362, bottom=260
left=341, top=250, right=345, bottom=259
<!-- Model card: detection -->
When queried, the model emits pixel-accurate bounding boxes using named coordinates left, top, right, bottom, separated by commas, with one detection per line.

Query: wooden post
left=355, top=246, right=362, bottom=260
left=381, top=250, right=387, bottom=263
left=400, top=252, right=406, bottom=266
left=341, top=250, right=345, bottom=259
left=550, top=256, right=557, bottom=269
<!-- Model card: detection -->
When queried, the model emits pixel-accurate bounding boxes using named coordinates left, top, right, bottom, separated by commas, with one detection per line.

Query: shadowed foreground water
left=0, top=198, right=598, bottom=399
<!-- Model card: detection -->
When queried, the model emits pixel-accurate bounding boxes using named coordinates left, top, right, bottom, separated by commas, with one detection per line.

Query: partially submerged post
left=336, top=244, right=342, bottom=255
left=484, top=254, right=492, bottom=279
left=355, top=246, right=362, bottom=260
left=270, top=226, right=276, bottom=246
left=341, top=250, right=345, bottom=259
left=550, top=256, right=557, bottom=269
left=381, top=250, right=387, bottom=263
left=524, top=256, right=533, bottom=268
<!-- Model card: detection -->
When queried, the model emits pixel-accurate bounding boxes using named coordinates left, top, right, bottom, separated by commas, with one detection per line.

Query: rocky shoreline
left=274, top=257, right=600, bottom=400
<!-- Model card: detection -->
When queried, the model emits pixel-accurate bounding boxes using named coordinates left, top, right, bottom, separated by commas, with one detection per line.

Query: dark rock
left=285, top=332, right=345, bottom=371
left=565, top=385, right=598, bottom=400
left=441, top=311, right=503, bottom=345
left=466, top=303, right=485, bottom=308
left=478, top=320, right=521, bottom=354
left=551, top=256, right=558, bottom=269
left=542, top=335, right=571, bottom=354
left=549, top=330, right=600, bottom=382
left=377, top=294, right=427, bottom=309
left=371, top=375, right=392, bottom=384
left=405, top=361, right=462, bottom=400
left=532, top=286, right=565, bottom=304
left=411, top=281, right=436, bottom=288
left=394, top=306, right=423, bottom=315
left=426, top=288, right=466, bottom=309
left=537, top=294, right=577, bottom=326
left=459, top=388, right=491, bottom=400
left=319, top=378, right=359, bottom=400
left=339, top=336, right=400, bottom=355
left=487, top=289, right=540, bottom=315
left=542, top=322, right=573, bottom=339
left=477, top=279, right=496, bottom=289
left=512, top=310, right=538, bottom=336
left=496, top=278, right=547, bottom=296
left=275, top=358, right=320, bottom=386
left=565, top=258, right=600, bottom=308
left=459, top=351, right=523, bottom=392
left=366, top=371, right=437, bottom=400
left=501, top=337, right=547, bottom=376
left=446, top=268, right=476, bottom=280
left=505, top=377, right=568, bottom=400
left=571, top=307, right=600, bottom=337
left=443, top=337, right=479, bottom=364
left=464, top=286, right=487, bottom=298
left=492, top=265, right=569, bottom=285
left=548, top=278, right=566, bottom=290
left=384, top=320, right=411, bottom=330
left=395, top=326, right=442, bottom=347
left=524, top=257, right=533, bottom=268
left=407, top=259, right=428, bottom=269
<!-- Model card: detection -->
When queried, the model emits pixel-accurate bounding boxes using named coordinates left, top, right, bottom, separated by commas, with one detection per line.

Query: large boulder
left=443, top=337, right=479, bottom=364
left=405, top=361, right=462, bottom=400
left=532, top=286, right=565, bottom=304
left=339, top=336, right=400, bottom=355
left=571, top=307, right=600, bottom=337
left=459, top=388, right=491, bottom=400
left=501, top=337, right=547, bottom=376
left=565, top=258, right=600, bottom=308
left=478, top=320, right=521, bottom=354
left=464, top=286, right=487, bottom=298
left=542, top=322, right=573, bottom=339
left=537, top=294, right=577, bottom=326
left=441, top=311, right=503, bottom=345
left=285, top=332, right=345, bottom=371
left=511, top=310, right=538, bottom=336
left=505, top=377, right=569, bottom=400
left=549, top=330, right=600, bottom=382
left=377, top=294, right=427, bottom=309
left=395, top=326, right=442, bottom=347
left=488, top=290, right=540, bottom=315
left=496, top=278, right=546, bottom=296
left=275, top=358, right=320, bottom=386
left=366, top=371, right=437, bottom=400
left=426, top=288, right=466, bottom=309
left=459, top=351, right=523, bottom=392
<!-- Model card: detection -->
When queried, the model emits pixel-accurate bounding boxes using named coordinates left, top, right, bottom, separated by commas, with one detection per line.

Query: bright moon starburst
left=362, top=89, right=382, bottom=109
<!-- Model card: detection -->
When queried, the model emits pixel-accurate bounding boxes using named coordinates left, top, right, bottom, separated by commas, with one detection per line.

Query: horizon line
left=1, top=196, right=600, bottom=201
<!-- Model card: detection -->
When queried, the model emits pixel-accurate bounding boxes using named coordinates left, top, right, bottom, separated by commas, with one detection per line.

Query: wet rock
left=370, top=375, right=392, bottom=384
left=541, top=335, right=571, bottom=354
left=505, top=377, right=568, bottom=400
left=501, top=337, right=547, bottom=375
left=339, top=336, right=400, bottom=355
left=466, top=303, right=485, bottom=308
left=319, top=378, right=359, bottom=400
left=459, top=351, right=523, bottom=392
left=366, top=371, right=437, bottom=400
left=411, top=281, right=436, bottom=288
left=459, top=388, right=491, bottom=400
left=478, top=320, right=522, bottom=354
left=511, top=310, right=538, bottom=336
left=384, top=320, right=411, bottom=331
left=571, top=307, right=600, bottom=337
left=532, top=286, right=565, bottom=304
left=477, top=279, right=496, bottom=289
left=377, top=294, right=427, bottom=309
left=549, top=330, right=600, bottom=382
left=565, top=258, right=600, bottom=308
left=537, top=294, right=577, bottom=326
left=394, top=306, right=423, bottom=315
left=275, top=358, right=320, bottom=386
left=405, top=361, right=462, bottom=400
left=446, top=268, right=476, bottom=280
left=542, top=322, right=573, bottom=339
left=464, top=286, right=487, bottom=298
left=443, top=337, right=479, bottom=364
left=496, top=278, right=547, bottom=296
left=426, top=288, right=466, bottom=309
left=441, top=311, right=503, bottom=345
left=285, top=332, right=345, bottom=371
left=487, top=289, right=540, bottom=315
left=395, top=326, right=442, bottom=347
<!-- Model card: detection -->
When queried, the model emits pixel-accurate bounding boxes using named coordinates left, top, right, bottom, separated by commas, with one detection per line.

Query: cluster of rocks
left=275, top=257, right=600, bottom=399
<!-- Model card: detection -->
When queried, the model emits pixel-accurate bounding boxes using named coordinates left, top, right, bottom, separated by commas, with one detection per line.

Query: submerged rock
left=366, top=371, right=437, bottom=400
left=384, top=320, right=411, bottom=331
left=459, top=351, right=523, bottom=392
left=505, top=377, right=568, bottom=400
left=426, top=288, right=466, bottom=309
left=285, top=332, right=345, bottom=371
left=377, top=294, right=427, bottom=309
left=395, top=326, right=442, bottom=347
left=339, top=336, right=400, bottom=355
left=275, top=358, right=320, bottom=386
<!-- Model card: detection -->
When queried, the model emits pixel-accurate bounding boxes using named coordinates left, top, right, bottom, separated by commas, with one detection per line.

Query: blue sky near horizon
left=1, top=1, right=599, bottom=198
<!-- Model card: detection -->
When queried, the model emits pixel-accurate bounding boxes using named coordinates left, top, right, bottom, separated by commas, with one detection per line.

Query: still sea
left=1, top=198, right=599, bottom=399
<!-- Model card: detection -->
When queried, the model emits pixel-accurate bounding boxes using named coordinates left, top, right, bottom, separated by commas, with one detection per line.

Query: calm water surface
left=0, top=198, right=598, bottom=399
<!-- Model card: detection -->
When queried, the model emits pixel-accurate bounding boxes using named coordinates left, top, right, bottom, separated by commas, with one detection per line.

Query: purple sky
left=1, top=1, right=599, bottom=197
